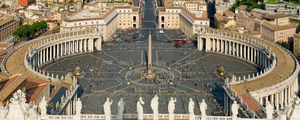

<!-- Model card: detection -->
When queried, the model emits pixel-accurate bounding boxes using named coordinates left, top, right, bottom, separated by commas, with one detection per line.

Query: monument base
left=146, top=74, right=155, bottom=79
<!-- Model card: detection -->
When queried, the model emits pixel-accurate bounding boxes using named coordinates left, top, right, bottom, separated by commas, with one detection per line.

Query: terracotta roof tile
left=238, top=93, right=261, bottom=111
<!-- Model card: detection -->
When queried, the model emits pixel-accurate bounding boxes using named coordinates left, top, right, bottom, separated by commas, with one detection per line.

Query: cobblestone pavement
left=40, top=41, right=260, bottom=115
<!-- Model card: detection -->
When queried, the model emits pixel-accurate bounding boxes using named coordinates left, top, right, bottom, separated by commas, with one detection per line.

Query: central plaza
left=40, top=39, right=260, bottom=115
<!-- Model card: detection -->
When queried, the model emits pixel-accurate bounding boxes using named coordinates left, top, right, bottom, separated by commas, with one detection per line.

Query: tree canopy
left=276, top=41, right=290, bottom=50
left=1, top=4, right=6, bottom=8
left=13, top=21, right=47, bottom=40
left=231, top=0, right=263, bottom=12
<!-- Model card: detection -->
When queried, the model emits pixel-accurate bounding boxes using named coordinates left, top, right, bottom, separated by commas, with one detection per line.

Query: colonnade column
left=232, top=42, right=235, bottom=56
left=43, top=49, right=45, bottom=63
left=69, top=42, right=71, bottom=54
left=247, top=46, right=250, bottom=61
left=46, top=47, right=48, bottom=62
left=250, top=48, right=253, bottom=62
left=50, top=46, right=52, bottom=60
left=212, top=39, right=215, bottom=52
left=240, top=44, right=242, bottom=58
left=270, top=94, right=274, bottom=106
left=84, top=39, right=87, bottom=52
left=57, top=44, right=59, bottom=58
left=224, top=41, right=227, bottom=54
left=236, top=44, right=239, bottom=57
left=76, top=40, right=78, bottom=53
left=40, top=50, right=42, bottom=65
left=276, top=92, right=279, bottom=110
left=205, top=38, right=211, bottom=51
left=243, top=45, right=246, bottom=59
left=53, top=45, right=56, bottom=58
left=285, top=88, right=287, bottom=107
left=254, top=49, right=256, bottom=64
left=79, top=40, right=82, bottom=52
left=281, top=90, right=284, bottom=109
left=217, top=40, right=220, bottom=52
left=65, top=42, right=67, bottom=55
left=221, top=40, right=224, bottom=53
left=229, top=41, right=232, bottom=55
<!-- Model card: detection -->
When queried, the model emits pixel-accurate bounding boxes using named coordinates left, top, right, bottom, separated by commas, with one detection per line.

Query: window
left=86, top=22, right=87, bottom=24
left=74, top=23, right=76, bottom=25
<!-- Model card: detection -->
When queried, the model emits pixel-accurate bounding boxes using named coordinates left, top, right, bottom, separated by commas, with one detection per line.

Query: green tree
left=1, top=4, right=6, bottom=8
left=297, top=25, right=300, bottom=33
left=276, top=41, right=290, bottom=50
left=68, top=0, right=74, bottom=3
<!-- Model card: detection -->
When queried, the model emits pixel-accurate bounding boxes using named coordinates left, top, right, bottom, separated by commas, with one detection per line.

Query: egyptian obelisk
left=147, top=29, right=153, bottom=78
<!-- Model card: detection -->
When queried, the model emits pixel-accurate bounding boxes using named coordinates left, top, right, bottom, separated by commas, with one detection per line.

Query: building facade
left=0, top=14, right=19, bottom=41
left=293, top=33, right=300, bottom=56
left=260, top=13, right=297, bottom=43
left=158, top=6, right=209, bottom=38
left=60, top=5, right=140, bottom=41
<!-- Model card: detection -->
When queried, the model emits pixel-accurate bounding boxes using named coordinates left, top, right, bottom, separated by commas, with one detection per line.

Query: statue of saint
left=118, top=98, right=125, bottom=115
left=137, top=97, right=145, bottom=120
left=266, top=101, right=273, bottom=119
left=103, top=98, right=113, bottom=120
left=76, top=98, right=82, bottom=115
left=39, top=97, right=48, bottom=116
left=200, top=99, right=207, bottom=116
left=231, top=101, right=239, bottom=118
left=188, top=98, right=194, bottom=115
left=168, top=97, right=177, bottom=114
left=151, top=95, right=159, bottom=120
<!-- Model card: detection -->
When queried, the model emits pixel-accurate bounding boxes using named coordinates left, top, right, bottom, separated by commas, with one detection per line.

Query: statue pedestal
left=146, top=74, right=154, bottom=79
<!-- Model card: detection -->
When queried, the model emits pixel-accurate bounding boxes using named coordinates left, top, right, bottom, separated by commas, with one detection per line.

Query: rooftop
left=223, top=10, right=234, bottom=17
left=261, top=13, right=289, bottom=19
left=0, top=14, right=17, bottom=26
left=238, top=93, right=261, bottom=111
left=251, top=8, right=276, bottom=15
left=261, top=22, right=297, bottom=31
left=25, top=78, right=48, bottom=102
left=236, top=5, right=247, bottom=11
left=0, top=74, right=26, bottom=101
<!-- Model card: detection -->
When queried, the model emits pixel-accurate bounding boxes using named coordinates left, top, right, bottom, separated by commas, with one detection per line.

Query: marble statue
left=137, top=97, right=145, bottom=120
left=76, top=98, right=82, bottom=115
left=188, top=98, right=195, bottom=120
left=168, top=97, right=177, bottom=120
left=151, top=95, right=159, bottom=120
left=231, top=101, right=238, bottom=118
left=103, top=98, right=113, bottom=120
left=189, top=98, right=195, bottom=115
left=168, top=97, right=177, bottom=114
left=266, top=101, right=273, bottom=119
left=118, top=98, right=125, bottom=115
left=39, top=97, right=48, bottom=116
left=200, top=99, right=207, bottom=116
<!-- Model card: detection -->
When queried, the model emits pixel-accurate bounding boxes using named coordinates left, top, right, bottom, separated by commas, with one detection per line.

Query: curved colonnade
left=197, top=27, right=299, bottom=113
left=1, top=29, right=102, bottom=82
left=0, top=27, right=299, bottom=117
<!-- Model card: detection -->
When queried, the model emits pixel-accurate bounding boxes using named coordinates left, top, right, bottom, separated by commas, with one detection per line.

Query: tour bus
left=174, top=39, right=187, bottom=44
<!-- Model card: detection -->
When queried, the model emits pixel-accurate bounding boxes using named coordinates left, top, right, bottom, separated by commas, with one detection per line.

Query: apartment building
left=235, top=12, right=262, bottom=32
left=293, top=33, right=300, bottom=56
left=60, top=3, right=139, bottom=41
left=18, top=0, right=35, bottom=6
left=0, top=14, right=20, bottom=41
left=158, top=6, right=209, bottom=37
left=214, top=11, right=235, bottom=29
left=265, top=3, right=300, bottom=14
left=261, top=13, right=297, bottom=43
left=215, top=0, right=235, bottom=14
left=184, top=1, right=207, bottom=12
